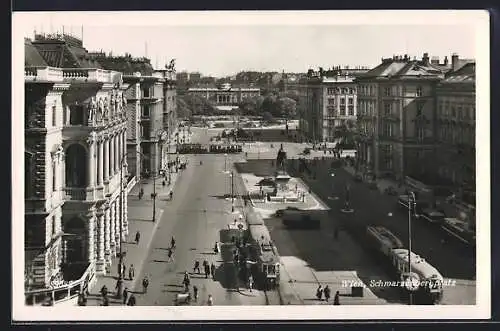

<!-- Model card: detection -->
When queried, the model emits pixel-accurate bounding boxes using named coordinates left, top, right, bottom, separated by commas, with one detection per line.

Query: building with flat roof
left=187, top=83, right=260, bottom=112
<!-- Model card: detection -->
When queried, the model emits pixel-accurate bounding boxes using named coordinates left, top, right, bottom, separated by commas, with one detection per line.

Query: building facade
left=25, top=34, right=128, bottom=297
left=298, top=67, right=368, bottom=144
left=187, top=83, right=260, bottom=110
left=96, top=55, right=178, bottom=179
left=435, top=62, right=475, bottom=189
left=356, top=54, right=450, bottom=181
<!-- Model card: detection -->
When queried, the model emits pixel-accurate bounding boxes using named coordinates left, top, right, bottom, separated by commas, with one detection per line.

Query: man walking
left=142, top=276, right=149, bottom=294
left=210, top=263, right=216, bottom=279
left=324, top=285, right=331, bottom=302
left=128, top=264, right=135, bottom=281
left=135, top=231, right=141, bottom=245
left=193, top=260, right=201, bottom=274
left=123, top=288, right=129, bottom=305
left=333, top=290, right=340, bottom=305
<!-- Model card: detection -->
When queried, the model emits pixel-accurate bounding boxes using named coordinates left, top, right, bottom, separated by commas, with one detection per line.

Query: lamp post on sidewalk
left=116, top=153, right=127, bottom=299
left=407, top=191, right=417, bottom=305
left=152, top=130, right=167, bottom=223
left=230, top=171, right=235, bottom=213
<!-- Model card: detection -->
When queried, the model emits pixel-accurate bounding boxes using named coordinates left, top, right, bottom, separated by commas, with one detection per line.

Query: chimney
left=451, top=53, right=459, bottom=71
left=422, top=53, right=429, bottom=65
left=431, top=56, right=439, bottom=65
left=443, top=56, right=449, bottom=66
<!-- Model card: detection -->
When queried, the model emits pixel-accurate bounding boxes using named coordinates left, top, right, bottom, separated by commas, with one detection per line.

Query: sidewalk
left=84, top=170, right=182, bottom=306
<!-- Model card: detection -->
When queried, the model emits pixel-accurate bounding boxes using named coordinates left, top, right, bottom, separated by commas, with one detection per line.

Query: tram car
left=246, top=211, right=281, bottom=290
left=366, top=226, right=444, bottom=304
left=209, top=144, right=243, bottom=154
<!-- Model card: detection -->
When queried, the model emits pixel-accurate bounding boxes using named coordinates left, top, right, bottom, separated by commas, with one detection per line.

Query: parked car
left=275, top=206, right=301, bottom=217
left=420, top=208, right=446, bottom=225
left=258, top=177, right=276, bottom=187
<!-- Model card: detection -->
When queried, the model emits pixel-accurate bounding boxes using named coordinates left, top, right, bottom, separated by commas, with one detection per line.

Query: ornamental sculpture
left=121, top=93, right=127, bottom=111
left=88, top=97, right=97, bottom=123
left=97, top=97, right=105, bottom=121
left=110, top=92, right=116, bottom=116
left=103, top=97, right=109, bottom=119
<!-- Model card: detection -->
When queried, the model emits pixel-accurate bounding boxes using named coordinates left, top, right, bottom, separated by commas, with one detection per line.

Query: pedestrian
left=121, top=263, right=126, bottom=278
left=127, top=294, right=136, bottom=306
left=324, top=285, right=331, bottom=302
left=333, top=291, right=340, bottom=305
left=194, top=260, right=201, bottom=274
left=128, top=264, right=135, bottom=280
left=171, top=236, right=176, bottom=249
left=102, top=296, right=109, bottom=306
left=123, top=288, right=129, bottom=305
left=207, top=294, right=213, bottom=306
left=316, top=285, right=323, bottom=301
left=100, top=285, right=108, bottom=298
left=204, top=264, right=210, bottom=279
left=167, top=248, right=174, bottom=262
left=142, top=276, right=149, bottom=294
left=114, top=278, right=123, bottom=296
left=213, top=241, right=219, bottom=253
left=135, top=231, right=141, bottom=245
left=193, top=285, right=198, bottom=301
left=210, top=263, right=216, bottom=279
left=248, top=274, right=254, bottom=292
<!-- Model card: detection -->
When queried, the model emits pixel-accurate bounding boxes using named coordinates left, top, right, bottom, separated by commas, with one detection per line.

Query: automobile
left=302, top=148, right=311, bottom=155
left=275, top=206, right=301, bottom=217
left=420, top=208, right=446, bottom=225
left=257, top=177, right=276, bottom=187
left=441, top=217, right=475, bottom=247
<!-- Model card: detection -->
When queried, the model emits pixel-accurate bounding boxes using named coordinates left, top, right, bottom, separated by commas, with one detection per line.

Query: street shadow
left=152, top=259, right=170, bottom=263
left=165, top=284, right=184, bottom=288
left=129, top=218, right=154, bottom=223
left=199, top=252, right=217, bottom=255
left=210, top=194, right=231, bottom=200
left=234, top=160, right=276, bottom=178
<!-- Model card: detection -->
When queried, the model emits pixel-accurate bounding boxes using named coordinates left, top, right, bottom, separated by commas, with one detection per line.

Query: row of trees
left=176, top=92, right=299, bottom=120
left=238, top=93, right=298, bottom=119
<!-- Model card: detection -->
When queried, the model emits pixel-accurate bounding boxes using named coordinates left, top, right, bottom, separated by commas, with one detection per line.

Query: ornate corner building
left=24, top=34, right=130, bottom=302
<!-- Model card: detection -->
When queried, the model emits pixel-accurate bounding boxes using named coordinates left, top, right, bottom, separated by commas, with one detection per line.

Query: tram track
left=264, top=288, right=283, bottom=305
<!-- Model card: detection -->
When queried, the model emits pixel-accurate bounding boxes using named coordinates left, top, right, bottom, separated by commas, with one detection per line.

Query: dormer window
left=416, top=86, right=423, bottom=97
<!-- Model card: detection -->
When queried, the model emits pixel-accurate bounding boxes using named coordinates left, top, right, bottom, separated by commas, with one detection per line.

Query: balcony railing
left=25, top=66, right=64, bottom=82
left=64, top=188, right=86, bottom=200
left=25, top=263, right=94, bottom=306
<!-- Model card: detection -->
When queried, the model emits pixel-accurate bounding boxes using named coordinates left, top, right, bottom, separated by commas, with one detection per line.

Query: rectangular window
left=328, top=98, right=335, bottom=105
left=340, top=105, right=346, bottom=116
left=142, top=105, right=150, bottom=117
left=348, top=98, right=354, bottom=105
left=384, top=87, right=391, bottom=96
left=384, top=103, right=392, bottom=116
left=340, top=98, right=345, bottom=105
left=52, top=105, right=56, bottom=127
left=141, top=123, right=151, bottom=139
left=416, top=86, right=423, bottom=97
left=416, top=102, right=424, bottom=116
left=417, top=127, right=425, bottom=141
left=348, top=105, right=354, bottom=116
left=383, top=122, right=393, bottom=137
left=142, top=88, right=150, bottom=98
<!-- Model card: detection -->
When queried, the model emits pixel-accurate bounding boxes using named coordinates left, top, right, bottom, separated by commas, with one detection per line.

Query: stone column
left=104, top=136, right=110, bottom=182
left=98, top=139, right=104, bottom=186
left=104, top=205, right=111, bottom=268
left=86, top=134, right=96, bottom=187
left=96, top=211, right=106, bottom=273
left=114, top=200, right=121, bottom=255
left=87, top=213, right=95, bottom=264
left=115, top=133, right=119, bottom=173
left=110, top=133, right=115, bottom=177
left=110, top=202, right=116, bottom=257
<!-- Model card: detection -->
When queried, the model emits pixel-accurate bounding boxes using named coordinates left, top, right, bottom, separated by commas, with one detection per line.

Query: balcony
left=62, top=68, right=121, bottom=84
left=64, top=186, right=108, bottom=201
left=25, top=66, right=64, bottom=83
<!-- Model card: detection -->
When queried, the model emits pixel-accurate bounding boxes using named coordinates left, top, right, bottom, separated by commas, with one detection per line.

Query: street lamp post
left=116, top=154, right=127, bottom=299
left=224, top=153, right=228, bottom=173
left=408, top=191, right=416, bottom=305
left=231, top=170, right=235, bottom=213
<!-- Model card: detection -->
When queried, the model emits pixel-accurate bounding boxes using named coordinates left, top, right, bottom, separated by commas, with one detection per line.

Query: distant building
left=298, top=66, right=368, bottom=143
left=25, top=34, right=127, bottom=301
left=435, top=59, right=475, bottom=191
left=356, top=53, right=451, bottom=181
left=97, top=54, right=178, bottom=179
left=187, top=83, right=260, bottom=112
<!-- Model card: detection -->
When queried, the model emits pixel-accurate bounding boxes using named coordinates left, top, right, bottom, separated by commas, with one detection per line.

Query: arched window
left=65, top=144, right=87, bottom=187
left=69, top=105, right=84, bottom=125
left=25, top=151, right=35, bottom=198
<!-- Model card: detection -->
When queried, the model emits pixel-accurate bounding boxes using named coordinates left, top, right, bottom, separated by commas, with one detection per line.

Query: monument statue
left=276, top=143, right=287, bottom=174
left=88, top=97, right=97, bottom=122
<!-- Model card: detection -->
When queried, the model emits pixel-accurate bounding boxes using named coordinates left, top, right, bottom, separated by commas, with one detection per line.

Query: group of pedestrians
left=316, top=285, right=340, bottom=305
left=193, top=260, right=216, bottom=279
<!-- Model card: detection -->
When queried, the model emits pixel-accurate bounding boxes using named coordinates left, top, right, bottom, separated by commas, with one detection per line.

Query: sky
left=15, top=11, right=485, bottom=77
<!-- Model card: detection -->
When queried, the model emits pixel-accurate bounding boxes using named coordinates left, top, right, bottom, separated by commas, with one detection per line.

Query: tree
left=276, top=97, right=297, bottom=119
left=176, top=98, right=192, bottom=119
left=262, top=94, right=279, bottom=117
left=262, top=111, right=274, bottom=123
